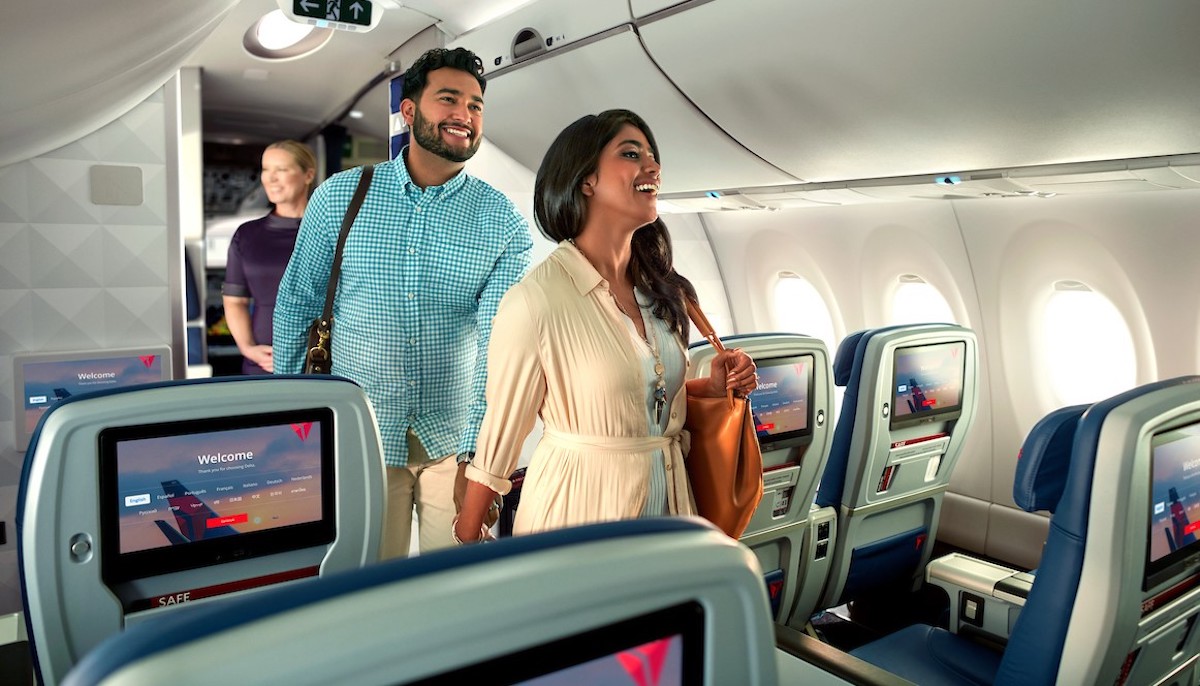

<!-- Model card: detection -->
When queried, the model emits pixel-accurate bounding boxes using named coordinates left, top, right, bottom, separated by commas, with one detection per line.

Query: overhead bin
left=636, top=0, right=1200, bottom=184
left=452, top=21, right=800, bottom=193
left=449, top=0, right=633, bottom=77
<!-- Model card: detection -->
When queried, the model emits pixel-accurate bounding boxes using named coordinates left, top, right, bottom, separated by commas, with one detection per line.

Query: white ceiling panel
left=478, top=27, right=799, bottom=193
left=639, top=0, right=1200, bottom=183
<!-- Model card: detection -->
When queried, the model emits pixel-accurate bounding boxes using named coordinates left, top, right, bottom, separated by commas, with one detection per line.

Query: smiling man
left=273, top=47, right=532, bottom=558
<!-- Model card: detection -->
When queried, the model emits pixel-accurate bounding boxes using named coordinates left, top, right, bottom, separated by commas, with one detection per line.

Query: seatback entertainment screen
left=889, top=341, right=966, bottom=430
left=14, top=347, right=170, bottom=450
left=99, top=408, right=335, bottom=583
left=1146, top=420, right=1200, bottom=589
left=414, top=601, right=703, bottom=685
left=748, top=355, right=815, bottom=451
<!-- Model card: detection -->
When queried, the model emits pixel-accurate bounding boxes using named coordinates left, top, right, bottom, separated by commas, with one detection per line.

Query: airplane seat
left=61, top=518, right=780, bottom=686
left=687, top=333, right=836, bottom=628
left=849, top=375, right=1200, bottom=686
left=813, top=323, right=979, bottom=611
left=18, top=375, right=386, bottom=685
left=846, top=402, right=1087, bottom=685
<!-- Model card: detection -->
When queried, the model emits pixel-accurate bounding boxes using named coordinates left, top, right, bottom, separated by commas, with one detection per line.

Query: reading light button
left=882, top=403, right=890, bottom=418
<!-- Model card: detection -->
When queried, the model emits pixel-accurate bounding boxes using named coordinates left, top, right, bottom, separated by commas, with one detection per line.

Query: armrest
left=774, top=624, right=918, bottom=686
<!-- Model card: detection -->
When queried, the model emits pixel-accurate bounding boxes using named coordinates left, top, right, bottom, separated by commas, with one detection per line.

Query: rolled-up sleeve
left=466, top=284, right=544, bottom=495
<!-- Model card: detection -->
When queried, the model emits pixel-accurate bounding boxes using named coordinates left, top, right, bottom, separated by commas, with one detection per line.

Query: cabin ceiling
left=4, top=0, right=1200, bottom=200
left=457, top=0, right=1200, bottom=194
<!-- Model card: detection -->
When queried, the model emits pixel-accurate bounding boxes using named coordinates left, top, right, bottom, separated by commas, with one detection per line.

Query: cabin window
left=888, top=275, right=956, bottom=325
left=774, top=274, right=837, bottom=353
left=774, top=273, right=843, bottom=420
left=1041, top=282, right=1136, bottom=405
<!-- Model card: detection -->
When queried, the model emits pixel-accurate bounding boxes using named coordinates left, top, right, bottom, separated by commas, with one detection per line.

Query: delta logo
left=291, top=423, right=313, bottom=441
left=615, top=638, right=673, bottom=686
left=139, top=355, right=157, bottom=368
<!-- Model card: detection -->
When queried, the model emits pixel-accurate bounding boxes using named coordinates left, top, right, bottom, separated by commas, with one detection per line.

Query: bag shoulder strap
left=685, top=299, right=726, bottom=353
left=685, top=299, right=736, bottom=406
left=321, top=164, right=375, bottom=321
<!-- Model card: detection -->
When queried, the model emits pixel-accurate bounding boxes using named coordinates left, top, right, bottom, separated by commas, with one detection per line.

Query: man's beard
left=411, top=107, right=480, bottom=164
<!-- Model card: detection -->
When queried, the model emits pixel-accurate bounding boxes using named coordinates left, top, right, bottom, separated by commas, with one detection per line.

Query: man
left=274, top=47, right=532, bottom=558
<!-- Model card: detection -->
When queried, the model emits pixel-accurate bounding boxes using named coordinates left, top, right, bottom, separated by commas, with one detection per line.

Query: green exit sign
left=293, top=0, right=373, bottom=28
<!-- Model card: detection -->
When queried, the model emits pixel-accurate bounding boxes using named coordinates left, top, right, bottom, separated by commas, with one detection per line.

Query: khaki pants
left=380, top=430, right=458, bottom=559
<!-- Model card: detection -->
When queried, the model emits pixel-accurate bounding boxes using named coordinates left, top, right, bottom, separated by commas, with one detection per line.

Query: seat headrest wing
left=832, top=330, right=867, bottom=387
left=1012, top=404, right=1090, bottom=513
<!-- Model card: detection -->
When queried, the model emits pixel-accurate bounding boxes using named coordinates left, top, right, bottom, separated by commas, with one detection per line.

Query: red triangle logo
left=140, top=355, right=156, bottom=368
left=291, top=423, right=313, bottom=441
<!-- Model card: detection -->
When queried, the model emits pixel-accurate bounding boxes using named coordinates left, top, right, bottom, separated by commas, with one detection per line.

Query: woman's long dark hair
left=534, top=109, right=697, bottom=339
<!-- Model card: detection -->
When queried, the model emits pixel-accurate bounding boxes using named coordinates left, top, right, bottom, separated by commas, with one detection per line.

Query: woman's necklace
left=569, top=238, right=667, bottom=423
left=614, top=295, right=668, bottom=425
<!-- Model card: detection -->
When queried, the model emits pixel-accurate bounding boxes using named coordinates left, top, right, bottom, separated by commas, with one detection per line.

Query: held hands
left=704, top=348, right=758, bottom=398
left=453, top=463, right=502, bottom=544
left=454, top=463, right=502, bottom=528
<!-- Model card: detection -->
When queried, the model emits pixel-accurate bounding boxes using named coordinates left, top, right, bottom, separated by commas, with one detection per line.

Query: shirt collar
left=554, top=240, right=605, bottom=296
left=391, top=146, right=469, bottom=197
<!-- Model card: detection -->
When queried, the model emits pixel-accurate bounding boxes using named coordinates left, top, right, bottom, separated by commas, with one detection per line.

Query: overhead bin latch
left=511, top=27, right=547, bottom=64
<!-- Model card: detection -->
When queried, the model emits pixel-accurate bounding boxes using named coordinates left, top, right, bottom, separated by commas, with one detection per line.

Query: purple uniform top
left=222, top=212, right=301, bottom=374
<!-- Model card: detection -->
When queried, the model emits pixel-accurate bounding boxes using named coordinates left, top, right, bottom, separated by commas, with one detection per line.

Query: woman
left=454, top=110, right=757, bottom=542
left=222, top=140, right=317, bottom=374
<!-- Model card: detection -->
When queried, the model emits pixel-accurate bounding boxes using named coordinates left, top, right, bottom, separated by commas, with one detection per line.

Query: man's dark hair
left=401, top=47, right=487, bottom=102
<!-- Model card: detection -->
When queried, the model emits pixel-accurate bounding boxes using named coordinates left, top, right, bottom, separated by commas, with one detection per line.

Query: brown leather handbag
left=683, top=300, right=764, bottom=539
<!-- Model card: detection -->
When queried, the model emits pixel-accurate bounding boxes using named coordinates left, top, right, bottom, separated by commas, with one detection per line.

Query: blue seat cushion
left=850, top=624, right=1001, bottom=686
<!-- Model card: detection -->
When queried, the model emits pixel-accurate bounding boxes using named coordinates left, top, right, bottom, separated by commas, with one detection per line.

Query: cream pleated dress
left=465, top=241, right=698, bottom=533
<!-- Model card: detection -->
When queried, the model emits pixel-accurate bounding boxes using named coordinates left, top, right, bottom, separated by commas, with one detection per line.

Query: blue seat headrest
left=833, top=330, right=868, bottom=387
left=1012, top=404, right=1090, bottom=513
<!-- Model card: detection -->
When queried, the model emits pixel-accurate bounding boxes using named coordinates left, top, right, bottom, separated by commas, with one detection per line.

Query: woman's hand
left=691, top=348, right=758, bottom=398
left=243, top=344, right=274, bottom=372
left=454, top=477, right=501, bottom=544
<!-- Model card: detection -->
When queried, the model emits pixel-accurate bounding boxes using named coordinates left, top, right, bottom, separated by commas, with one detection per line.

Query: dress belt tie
left=542, top=428, right=679, bottom=454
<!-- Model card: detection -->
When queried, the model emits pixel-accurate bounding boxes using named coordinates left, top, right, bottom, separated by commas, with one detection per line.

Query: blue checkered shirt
left=273, top=155, right=532, bottom=467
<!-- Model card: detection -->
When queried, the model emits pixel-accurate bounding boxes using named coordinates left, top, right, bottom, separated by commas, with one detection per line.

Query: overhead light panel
left=244, top=10, right=333, bottom=60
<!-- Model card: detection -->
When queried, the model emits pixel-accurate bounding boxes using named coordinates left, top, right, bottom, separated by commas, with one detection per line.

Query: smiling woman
left=221, top=140, right=317, bottom=375
left=455, top=109, right=758, bottom=544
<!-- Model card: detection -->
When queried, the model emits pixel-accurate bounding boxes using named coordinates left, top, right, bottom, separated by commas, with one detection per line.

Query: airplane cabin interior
left=3, top=0, right=1200, bottom=684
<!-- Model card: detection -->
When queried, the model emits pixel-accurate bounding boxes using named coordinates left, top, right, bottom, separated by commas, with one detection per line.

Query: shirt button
left=408, top=380, right=416, bottom=387
left=408, top=248, right=416, bottom=255
left=409, top=337, right=417, bottom=345
left=407, top=293, right=415, bottom=299
left=671, top=412, right=677, bottom=419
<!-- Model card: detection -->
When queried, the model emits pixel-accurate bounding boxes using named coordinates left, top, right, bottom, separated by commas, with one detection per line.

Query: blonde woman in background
left=222, top=140, right=317, bottom=374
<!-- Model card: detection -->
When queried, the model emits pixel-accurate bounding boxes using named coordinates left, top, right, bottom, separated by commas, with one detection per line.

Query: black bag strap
left=319, top=164, right=375, bottom=323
